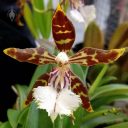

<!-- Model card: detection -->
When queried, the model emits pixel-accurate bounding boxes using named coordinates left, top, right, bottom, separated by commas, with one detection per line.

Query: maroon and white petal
left=69, top=47, right=125, bottom=66
left=4, top=47, right=56, bottom=65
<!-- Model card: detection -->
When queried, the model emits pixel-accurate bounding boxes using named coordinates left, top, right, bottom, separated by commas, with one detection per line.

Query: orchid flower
left=4, top=4, right=125, bottom=121
left=69, top=0, right=96, bottom=24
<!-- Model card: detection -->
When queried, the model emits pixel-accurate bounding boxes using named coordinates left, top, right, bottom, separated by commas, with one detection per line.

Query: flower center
left=55, top=52, right=69, bottom=65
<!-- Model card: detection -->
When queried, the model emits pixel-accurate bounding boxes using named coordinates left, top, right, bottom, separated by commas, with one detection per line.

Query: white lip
left=33, top=86, right=81, bottom=122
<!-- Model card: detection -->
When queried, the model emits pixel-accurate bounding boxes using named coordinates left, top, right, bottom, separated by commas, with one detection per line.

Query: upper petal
left=69, top=47, right=125, bottom=66
left=52, top=4, right=75, bottom=51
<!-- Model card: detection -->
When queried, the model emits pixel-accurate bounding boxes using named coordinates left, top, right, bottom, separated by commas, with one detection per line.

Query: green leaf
left=28, top=64, right=51, bottom=93
left=104, top=122, right=128, bottom=128
left=82, top=106, right=128, bottom=128
left=92, top=95, right=128, bottom=108
left=0, top=122, right=12, bottom=128
left=38, top=109, right=53, bottom=128
left=82, top=112, right=128, bottom=128
left=84, top=22, right=103, bottom=48
left=7, top=109, right=20, bottom=128
left=62, top=116, right=73, bottom=128
left=32, top=0, right=52, bottom=39
left=71, top=64, right=85, bottom=82
left=16, top=107, right=29, bottom=126
left=42, top=0, right=52, bottom=39
left=32, top=0, right=45, bottom=38
left=53, top=107, right=86, bottom=128
left=21, top=102, right=52, bottom=128
left=15, top=85, right=28, bottom=110
left=91, top=84, right=128, bottom=100
left=23, top=102, right=39, bottom=128
left=82, top=106, right=118, bottom=122
left=99, top=76, right=117, bottom=86
left=24, top=3, right=38, bottom=39
left=54, top=116, right=64, bottom=128
left=81, top=66, right=89, bottom=82
left=73, top=106, right=87, bottom=128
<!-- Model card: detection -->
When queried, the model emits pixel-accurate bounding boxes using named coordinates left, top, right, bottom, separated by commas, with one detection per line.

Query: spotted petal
left=52, top=4, right=75, bottom=51
left=69, top=47, right=125, bottom=66
left=25, top=73, right=50, bottom=105
left=4, top=47, right=56, bottom=65
left=70, top=71, right=93, bottom=112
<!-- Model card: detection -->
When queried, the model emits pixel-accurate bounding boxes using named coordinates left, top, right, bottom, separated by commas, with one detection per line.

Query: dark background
left=0, top=0, right=36, bottom=121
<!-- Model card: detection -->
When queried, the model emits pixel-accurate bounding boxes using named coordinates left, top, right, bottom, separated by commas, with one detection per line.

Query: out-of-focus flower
left=69, top=0, right=84, bottom=9
left=70, top=9, right=85, bottom=22
left=4, top=4, right=125, bottom=121
left=70, top=5, right=96, bottom=25
left=69, top=0, right=96, bottom=25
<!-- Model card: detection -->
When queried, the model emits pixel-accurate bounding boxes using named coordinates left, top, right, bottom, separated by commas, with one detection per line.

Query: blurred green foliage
left=24, top=0, right=53, bottom=39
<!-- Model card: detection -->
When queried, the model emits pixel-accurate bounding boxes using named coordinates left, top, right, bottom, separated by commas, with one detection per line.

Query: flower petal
left=52, top=4, right=75, bottom=51
left=33, top=86, right=81, bottom=122
left=48, top=68, right=70, bottom=90
left=70, top=71, right=93, bottom=112
left=25, top=73, right=50, bottom=105
left=4, top=47, right=55, bottom=65
left=69, top=47, right=125, bottom=66
left=33, top=86, right=57, bottom=116
left=56, top=88, right=81, bottom=116
left=79, top=5, right=96, bottom=24
left=70, top=9, right=85, bottom=23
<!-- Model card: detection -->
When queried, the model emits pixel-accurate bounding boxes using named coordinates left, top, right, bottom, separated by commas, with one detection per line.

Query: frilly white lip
left=33, top=86, right=81, bottom=122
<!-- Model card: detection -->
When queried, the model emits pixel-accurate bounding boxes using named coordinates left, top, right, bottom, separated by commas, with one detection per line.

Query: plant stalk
left=89, top=64, right=109, bottom=96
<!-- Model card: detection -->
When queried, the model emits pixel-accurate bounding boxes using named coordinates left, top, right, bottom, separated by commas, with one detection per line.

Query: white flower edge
left=33, top=86, right=82, bottom=122
left=80, top=5, right=96, bottom=23
left=70, top=9, right=85, bottom=23
left=70, top=5, right=96, bottom=24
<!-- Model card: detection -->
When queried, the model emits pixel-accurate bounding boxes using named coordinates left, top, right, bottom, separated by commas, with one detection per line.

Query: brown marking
left=70, top=71, right=93, bottom=112
left=69, top=47, right=123, bottom=66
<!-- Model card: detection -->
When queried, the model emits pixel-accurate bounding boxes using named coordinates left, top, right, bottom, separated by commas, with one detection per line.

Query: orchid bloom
left=4, top=5, right=125, bottom=121
left=69, top=0, right=96, bottom=24
left=70, top=5, right=96, bottom=23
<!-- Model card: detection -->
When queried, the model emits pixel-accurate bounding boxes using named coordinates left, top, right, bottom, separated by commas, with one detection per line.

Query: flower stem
left=89, top=64, right=108, bottom=96
left=58, top=117, right=63, bottom=128
left=53, top=117, right=63, bottom=128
